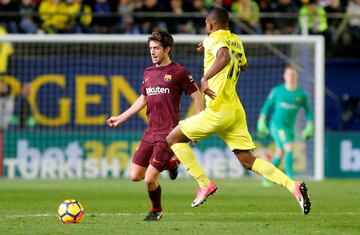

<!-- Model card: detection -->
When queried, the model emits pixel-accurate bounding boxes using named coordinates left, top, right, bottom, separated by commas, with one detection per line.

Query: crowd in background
left=0, top=0, right=360, bottom=43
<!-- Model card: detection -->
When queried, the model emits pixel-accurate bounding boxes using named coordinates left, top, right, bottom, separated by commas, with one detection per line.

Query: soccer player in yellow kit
left=166, top=7, right=311, bottom=215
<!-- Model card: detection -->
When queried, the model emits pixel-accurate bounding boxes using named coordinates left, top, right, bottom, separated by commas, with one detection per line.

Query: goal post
left=0, top=35, right=324, bottom=180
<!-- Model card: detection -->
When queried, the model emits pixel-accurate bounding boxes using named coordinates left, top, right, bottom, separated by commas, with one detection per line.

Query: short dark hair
left=207, top=7, right=229, bottom=27
left=148, top=30, right=174, bottom=52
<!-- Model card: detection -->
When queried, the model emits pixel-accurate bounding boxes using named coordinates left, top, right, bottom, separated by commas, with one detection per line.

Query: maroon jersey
left=141, top=62, right=198, bottom=142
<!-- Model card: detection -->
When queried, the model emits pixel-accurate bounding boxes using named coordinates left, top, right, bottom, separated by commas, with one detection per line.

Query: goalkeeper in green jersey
left=257, top=65, right=314, bottom=181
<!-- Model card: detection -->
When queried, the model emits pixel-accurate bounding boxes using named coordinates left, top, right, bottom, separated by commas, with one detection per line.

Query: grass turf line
left=0, top=179, right=360, bottom=235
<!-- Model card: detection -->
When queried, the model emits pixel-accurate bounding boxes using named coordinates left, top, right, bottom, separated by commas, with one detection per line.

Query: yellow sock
left=252, top=158, right=295, bottom=193
left=171, top=143, right=210, bottom=188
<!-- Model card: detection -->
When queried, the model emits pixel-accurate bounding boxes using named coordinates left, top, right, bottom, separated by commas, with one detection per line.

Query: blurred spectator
left=258, top=0, right=279, bottom=35
left=231, top=0, right=262, bottom=34
left=0, top=80, right=14, bottom=131
left=185, top=0, right=208, bottom=34
left=39, top=0, right=82, bottom=33
left=19, top=0, right=38, bottom=33
left=134, top=0, right=166, bottom=34
left=156, top=0, right=170, bottom=10
left=299, top=0, right=328, bottom=35
left=74, top=0, right=92, bottom=33
left=117, top=0, right=134, bottom=15
left=222, top=0, right=235, bottom=11
left=0, top=26, right=13, bottom=74
left=166, top=0, right=192, bottom=34
left=203, top=0, right=224, bottom=9
left=346, top=0, right=360, bottom=42
left=325, top=0, right=345, bottom=43
left=115, top=0, right=139, bottom=34
left=317, top=0, right=347, bottom=8
left=318, top=0, right=331, bottom=7
left=0, top=0, right=20, bottom=33
left=276, top=0, right=299, bottom=34
left=11, top=83, right=36, bottom=129
left=38, top=0, right=60, bottom=33
left=299, top=0, right=310, bottom=6
left=62, top=0, right=84, bottom=33
left=32, top=0, right=44, bottom=6
left=92, top=0, right=115, bottom=33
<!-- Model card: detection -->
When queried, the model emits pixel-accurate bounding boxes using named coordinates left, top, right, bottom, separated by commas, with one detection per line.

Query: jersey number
left=227, top=51, right=242, bottom=81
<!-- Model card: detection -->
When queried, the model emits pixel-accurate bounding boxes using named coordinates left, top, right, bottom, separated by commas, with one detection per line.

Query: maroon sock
left=148, top=185, right=162, bottom=212
left=167, top=156, right=181, bottom=170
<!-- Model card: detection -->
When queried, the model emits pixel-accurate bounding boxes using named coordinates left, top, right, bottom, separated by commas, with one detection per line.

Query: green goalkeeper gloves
left=301, top=122, right=314, bottom=140
left=257, top=116, right=269, bottom=135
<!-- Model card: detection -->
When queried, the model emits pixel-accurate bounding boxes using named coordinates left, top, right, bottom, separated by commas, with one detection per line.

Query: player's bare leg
left=130, top=163, right=147, bottom=181
left=143, top=165, right=163, bottom=221
left=234, top=150, right=311, bottom=215
left=166, top=125, right=217, bottom=207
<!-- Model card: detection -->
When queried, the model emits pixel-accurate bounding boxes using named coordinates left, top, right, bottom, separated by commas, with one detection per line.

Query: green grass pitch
left=1, top=178, right=360, bottom=235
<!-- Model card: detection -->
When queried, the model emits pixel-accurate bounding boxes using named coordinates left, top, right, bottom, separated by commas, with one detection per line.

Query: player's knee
left=241, top=162, right=253, bottom=170
left=234, top=150, right=255, bottom=170
left=283, top=143, right=293, bottom=152
left=144, top=177, right=157, bottom=188
left=276, top=149, right=284, bottom=157
left=130, top=173, right=144, bottom=182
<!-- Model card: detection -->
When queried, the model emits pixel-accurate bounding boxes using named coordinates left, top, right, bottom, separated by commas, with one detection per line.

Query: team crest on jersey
left=164, top=74, right=172, bottom=82
left=188, top=75, right=194, bottom=83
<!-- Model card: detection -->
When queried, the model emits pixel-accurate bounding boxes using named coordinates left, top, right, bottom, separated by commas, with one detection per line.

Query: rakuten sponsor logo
left=146, top=86, right=170, bottom=96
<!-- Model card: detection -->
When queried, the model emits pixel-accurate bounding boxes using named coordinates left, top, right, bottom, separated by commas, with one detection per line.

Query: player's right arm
left=106, top=95, right=147, bottom=127
left=260, top=87, right=277, bottom=117
left=257, top=88, right=276, bottom=134
left=201, top=47, right=231, bottom=99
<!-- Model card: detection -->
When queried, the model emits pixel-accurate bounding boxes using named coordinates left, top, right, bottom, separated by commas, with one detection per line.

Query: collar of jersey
left=210, top=29, right=230, bottom=36
left=155, top=61, right=174, bottom=70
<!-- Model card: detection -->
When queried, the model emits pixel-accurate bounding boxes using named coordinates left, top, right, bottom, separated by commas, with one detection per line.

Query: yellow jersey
left=203, top=29, right=247, bottom=110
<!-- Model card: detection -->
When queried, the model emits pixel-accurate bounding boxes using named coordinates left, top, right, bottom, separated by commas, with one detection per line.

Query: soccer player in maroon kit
left=106, top=30, right=204, bottom=221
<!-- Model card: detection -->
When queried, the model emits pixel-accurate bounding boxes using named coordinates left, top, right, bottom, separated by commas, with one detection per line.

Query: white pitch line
left=4, top=212, right=360, bottom=218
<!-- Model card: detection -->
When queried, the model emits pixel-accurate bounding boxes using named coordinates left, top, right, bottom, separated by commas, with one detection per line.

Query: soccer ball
left=57, top=199, right=84, bottom=223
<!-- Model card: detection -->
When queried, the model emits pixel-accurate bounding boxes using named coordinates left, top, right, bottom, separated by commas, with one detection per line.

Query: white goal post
left=0, top=35, right=324, bottom=180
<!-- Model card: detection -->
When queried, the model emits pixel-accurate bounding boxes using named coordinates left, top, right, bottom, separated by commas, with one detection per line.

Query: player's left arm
left=301, top=92, right=314, bottom=140
left=201, top=47, right=231, bottom=99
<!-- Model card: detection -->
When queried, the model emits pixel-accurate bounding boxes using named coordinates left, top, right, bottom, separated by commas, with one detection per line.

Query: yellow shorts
left=179, top=107, right=256, bottom=151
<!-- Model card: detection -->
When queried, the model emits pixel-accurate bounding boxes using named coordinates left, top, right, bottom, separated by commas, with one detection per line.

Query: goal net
left=0, top=35, right=324, bottom=180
